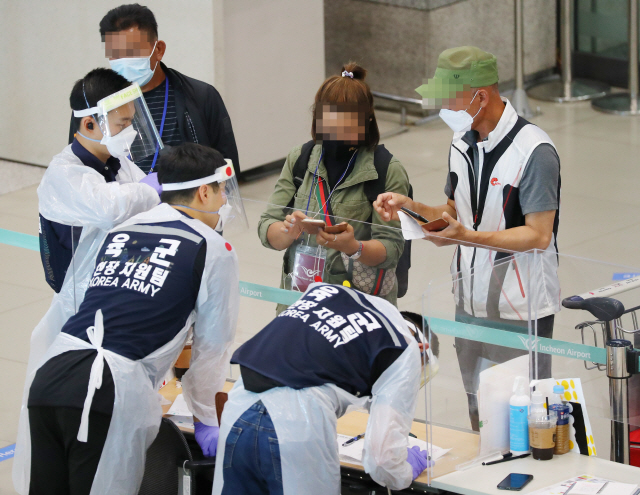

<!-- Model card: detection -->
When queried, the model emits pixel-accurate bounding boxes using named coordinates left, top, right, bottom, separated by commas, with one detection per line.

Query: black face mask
left=322, top=140, right=356, bottom=162
left=321, top=141, right=359, bottom=190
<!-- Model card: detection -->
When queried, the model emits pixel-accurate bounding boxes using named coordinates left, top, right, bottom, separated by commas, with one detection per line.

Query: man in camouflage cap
left=416, top=45, right=498, bottom=112
left=375, top=46, right=561, bottom=430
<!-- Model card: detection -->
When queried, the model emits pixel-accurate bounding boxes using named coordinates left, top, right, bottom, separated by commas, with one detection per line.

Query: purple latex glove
left=407, top=446, right=433, bottom=479
left=194, top=422, right=220, bottom=457
left=140, top=172, right=162, bottom=197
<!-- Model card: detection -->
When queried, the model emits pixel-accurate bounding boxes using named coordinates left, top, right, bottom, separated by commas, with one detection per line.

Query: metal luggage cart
left=576, top=304, right=640, bottom=371
left=563, top=276, right=640, bottom=465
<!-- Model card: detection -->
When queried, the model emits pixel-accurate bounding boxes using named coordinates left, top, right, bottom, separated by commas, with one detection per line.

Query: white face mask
left=214, top=202, right=233, bottom=232
left=439, top=91, right=481, bottom=133
left=101, top=125, right=138, bottom=158
left=109, top=41, right=158, bottom=87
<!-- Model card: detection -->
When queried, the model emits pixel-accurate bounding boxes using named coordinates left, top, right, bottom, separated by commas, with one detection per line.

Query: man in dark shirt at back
left=68, top=3, right=240, bottom=175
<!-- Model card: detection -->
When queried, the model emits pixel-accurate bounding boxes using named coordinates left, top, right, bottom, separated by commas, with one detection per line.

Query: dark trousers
left=454, top=311, right=555, bottom=431
left=221, top=400, right=283, bottom=495
left=28, top=406, right=111, bottom=495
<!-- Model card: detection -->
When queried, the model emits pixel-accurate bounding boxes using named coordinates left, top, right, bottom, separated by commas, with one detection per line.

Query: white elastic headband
left=72, top=83, right=142, bottom=118
left=162, top=159, right=235, bottom=191
left=73, top=106, right=99, bottom=118
left=405, top=320, right=427, bottom=345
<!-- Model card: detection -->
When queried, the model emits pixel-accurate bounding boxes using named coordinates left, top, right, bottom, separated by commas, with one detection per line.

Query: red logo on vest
left=490, top=177, right=501, bottom=186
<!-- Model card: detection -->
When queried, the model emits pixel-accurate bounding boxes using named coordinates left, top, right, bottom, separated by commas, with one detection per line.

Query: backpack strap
left=364, top=144, right=392, bottom=204
left=363, top=144, right=393, bottom=222
left=285, top=140, right=316, bottom=210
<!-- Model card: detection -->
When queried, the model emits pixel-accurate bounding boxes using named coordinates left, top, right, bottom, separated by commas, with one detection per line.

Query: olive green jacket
left=258, top=143, right=410, bottom=308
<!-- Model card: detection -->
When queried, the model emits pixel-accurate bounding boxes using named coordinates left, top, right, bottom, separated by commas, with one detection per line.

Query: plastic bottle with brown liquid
left=549, top=385, right=570, bottom=455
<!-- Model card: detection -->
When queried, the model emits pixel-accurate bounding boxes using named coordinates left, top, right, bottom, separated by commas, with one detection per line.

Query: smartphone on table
left=497, top=473, right=533, bottom=491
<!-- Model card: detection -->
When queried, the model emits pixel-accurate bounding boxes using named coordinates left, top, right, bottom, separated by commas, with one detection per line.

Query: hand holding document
left=398, top=211, right=427, bottom=240
left=398, top=209, right=449, bottom=241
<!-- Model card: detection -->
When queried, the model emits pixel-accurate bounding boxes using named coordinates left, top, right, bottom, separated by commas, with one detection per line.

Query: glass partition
left=9, top=180, right=640, bottom=487
left=421, top=246, right=640, bottom=485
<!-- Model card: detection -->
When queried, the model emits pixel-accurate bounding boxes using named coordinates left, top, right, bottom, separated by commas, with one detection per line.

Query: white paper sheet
left=569, top=481, right=608, bottom=495
left=600, top=482, right=639, bottom=495
left=167, top=393, right=192, bottom=417
left=337, top=434, right=365, bottom=466
left=398, top=211, right=426, bottom=240
left=166, top=394, right=194, bottom=430
left=408, top=437, right=451, bottom=461
left=336, top=434, right=451, bottom=467
left=528, top=475, right=636, bottom=495
left=477, top=355, right=530, bottom=456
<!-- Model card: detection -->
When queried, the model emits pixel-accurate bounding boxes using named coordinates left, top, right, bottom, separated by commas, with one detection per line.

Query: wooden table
left=159, top=379, right=478, bottom=490
left=336, top=410, right=479, bottom=485
left=160, top=378, right=233, bottom=416
left=159, top=381, right=640, bottom=493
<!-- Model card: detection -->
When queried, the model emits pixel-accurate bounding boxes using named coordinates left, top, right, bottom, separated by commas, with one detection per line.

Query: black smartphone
left=497, top=473, right=533, bottom=491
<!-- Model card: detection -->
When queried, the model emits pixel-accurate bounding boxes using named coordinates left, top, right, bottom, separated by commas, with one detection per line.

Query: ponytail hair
left=311, top=62, right=380, bottom=149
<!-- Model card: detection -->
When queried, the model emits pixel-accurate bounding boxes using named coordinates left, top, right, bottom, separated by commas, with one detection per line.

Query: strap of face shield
left=161, top=160, right=235, bottom=191
left=73, top=81, right=100, bottom=118
left=405, top=319, right=427, bottom=346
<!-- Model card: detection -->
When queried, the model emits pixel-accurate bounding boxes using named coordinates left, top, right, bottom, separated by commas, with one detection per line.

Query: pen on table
left=482, top=453, right=530, bottom=465
left=479, top=452, right=511, bottom=465
left=342, top=433, right=365, bottom=447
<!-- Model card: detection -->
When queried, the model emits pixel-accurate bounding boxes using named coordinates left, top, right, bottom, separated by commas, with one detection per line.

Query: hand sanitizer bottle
left=509, top=376, right=531, bottom=456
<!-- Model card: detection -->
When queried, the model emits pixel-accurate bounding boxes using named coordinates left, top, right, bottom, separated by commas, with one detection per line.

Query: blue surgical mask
left=109, top=41, right=158, bottom=87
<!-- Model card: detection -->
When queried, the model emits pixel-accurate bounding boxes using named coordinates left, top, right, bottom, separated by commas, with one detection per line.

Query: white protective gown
left=14, top=204, right=239, bottom=495
left=212, top=287, right=421, bottom=494
left=38, top=143, right=158, bottom=233
left=37, top=143, right=159, bottom=317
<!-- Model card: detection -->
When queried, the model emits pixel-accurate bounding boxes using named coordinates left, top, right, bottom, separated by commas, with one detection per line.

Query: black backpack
left=285, top=140, right=413, bottom=298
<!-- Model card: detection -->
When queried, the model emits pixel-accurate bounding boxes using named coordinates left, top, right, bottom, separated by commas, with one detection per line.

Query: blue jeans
left=221, top=400, right=284, bottom=495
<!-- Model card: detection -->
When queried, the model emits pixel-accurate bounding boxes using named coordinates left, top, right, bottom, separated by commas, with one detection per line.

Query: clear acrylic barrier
left=422, top=245, right=640, bottom=484
left=58, top=190, right=640, bottom=480
left=220, top=197, right=511, bottom=380
left=222, top=196, right=431, bottom=380
left=14, top=183, right=640, bottom=486
left=422, top=251, right=541, bottom=483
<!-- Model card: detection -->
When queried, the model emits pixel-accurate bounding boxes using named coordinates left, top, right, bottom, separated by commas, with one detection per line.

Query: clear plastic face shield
left=162, top=159, right=249, bottom=235
left=73, top=83, right=163, bottom=162
left=406, top=319, right=440, bottom=388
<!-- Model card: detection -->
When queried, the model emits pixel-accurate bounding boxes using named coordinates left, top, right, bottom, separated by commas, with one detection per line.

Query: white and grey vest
left=448, top=101, right=561, bottom=321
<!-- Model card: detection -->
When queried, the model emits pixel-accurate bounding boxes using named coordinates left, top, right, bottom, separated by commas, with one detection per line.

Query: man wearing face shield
left=38, top=68, right=161, bottom=294
left=374, top=46, right=561, bottom=430
left=14, top=144, right=244, bottom=495
left=213, top=283, right=439, bottom=494
left=66, top=3, right=240, bottom=177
